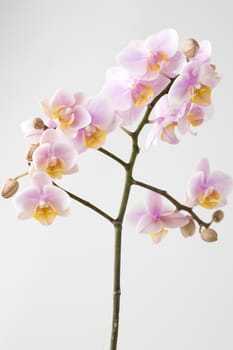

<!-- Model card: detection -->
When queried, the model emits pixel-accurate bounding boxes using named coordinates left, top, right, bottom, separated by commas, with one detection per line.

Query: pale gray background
left=0, top=0, right=232, bottom=349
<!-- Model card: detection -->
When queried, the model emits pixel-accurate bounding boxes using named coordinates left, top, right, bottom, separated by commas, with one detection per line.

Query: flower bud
left=212, top=210, right=224, bottom=223
left=182, top=38, right=200, bottom=59
left=32, top=117, right=45, bottom=130
left=26, top=143, right=39, bottom=162
left=180, top=217, right=196, bottom=237
left=201, top=228, right=218, bottom=242
left=1, top=178, right=19, bottom=198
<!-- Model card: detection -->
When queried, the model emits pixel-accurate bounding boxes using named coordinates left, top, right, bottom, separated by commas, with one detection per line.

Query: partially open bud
left=32, top=117, right=45, bottom=130
left=180, top=217, right=196, bottom=237
left=212, top=210, right=224, bottom=223
left=26, top=143, right=39, bottom=162
left=182, top=38, right=200, bottom=60
left=201, top=228, right=218, bottom=242
left=1, top=178, right=19, bottom=198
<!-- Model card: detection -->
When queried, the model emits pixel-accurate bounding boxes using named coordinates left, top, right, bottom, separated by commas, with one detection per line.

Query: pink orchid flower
left=14, top=172, right=70, bottom=225
left=130, top=191, right=189, bottom=244
left=186, top=158, right=233, bottom=209
left=118, top=28, right=185, bottom=80
left=169, top=61, right=220, bottom=107
left=32, top=129, right=78, bottom=179
left=102, top=66, right=169, bottom=112
left=190, top=40, right=212, bottom=64
left=40, top=90, right=91, bottom=138
left=177, top=102, right=212, bottom=135
left=102, top=66, right=169, bottom=126
left=145, top=95, right=183, bottom=148
left=73, top=95, right=117, bottom=153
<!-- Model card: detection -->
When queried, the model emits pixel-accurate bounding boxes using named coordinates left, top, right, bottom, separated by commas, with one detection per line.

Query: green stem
left=98, top=147, right=128, bottom=168
left=109, top=79, right=175, bottom=350
left=132, top=179, right=211, bottom=228
left=53, top=183, right=115, bottom=224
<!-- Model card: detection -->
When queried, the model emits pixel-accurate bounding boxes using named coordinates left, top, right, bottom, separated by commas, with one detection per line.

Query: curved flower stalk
left=1, top=29, right=232, bottom=350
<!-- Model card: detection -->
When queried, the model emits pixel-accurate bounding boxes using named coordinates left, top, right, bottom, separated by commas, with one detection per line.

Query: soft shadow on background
left=0, top=0, right=232, bottom=349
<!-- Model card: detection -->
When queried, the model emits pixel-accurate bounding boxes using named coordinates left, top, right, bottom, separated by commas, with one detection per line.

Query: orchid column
left=1, top=29, right=232, bottom=350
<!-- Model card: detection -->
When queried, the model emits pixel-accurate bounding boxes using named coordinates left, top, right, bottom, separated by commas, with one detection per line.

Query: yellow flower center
left=52, top=106, right=75, bottom=129
left=199, top=189, right=220, bottom=209
left=132, top=83, right=154, bottom=107
left=33, top=201, right=57, bottom=225
left=84, top=125, right=106, bottom=149
left=150, top=228, right=168, bottom=243
left=147, top=51, right=169, bottom=73
left=46, top=156, right=66, bottom=179
left=186, top=114, right=203, bottom=127
left=191, top=85, right=212, bottom=106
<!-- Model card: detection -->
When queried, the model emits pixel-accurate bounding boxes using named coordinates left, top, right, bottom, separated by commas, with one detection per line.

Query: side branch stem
left=53, top=183, right=115, bottom=224
left=98, top=147, right=128, bottom=168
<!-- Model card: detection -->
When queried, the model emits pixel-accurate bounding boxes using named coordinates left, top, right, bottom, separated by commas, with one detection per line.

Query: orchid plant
left=1, top=29, right=232, bottom=350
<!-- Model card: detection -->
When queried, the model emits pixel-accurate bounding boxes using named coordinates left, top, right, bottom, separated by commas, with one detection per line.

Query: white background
left=0, top=0, right=232, bottom=349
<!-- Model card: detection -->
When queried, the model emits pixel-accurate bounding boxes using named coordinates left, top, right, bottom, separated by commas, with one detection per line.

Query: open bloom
left=118, top=28, right=185, bottom=80
left=102, top=66, right=169, bottom=125
left=32, top=129, right=78, bottom=179
left=14, top=172, right=70, bottom=225
left=130, top=191, right=189, bottom=244
left=169, top=61, right=220, bottom=107
left=186, top=158, right=233, bottom=208
left=177, top=102, right=212, bottom=135
left=145, top=95, right=183, bottom=148
left=74, top=95, right=117, bottom=153
left=40, top=90, right=91, bottom=138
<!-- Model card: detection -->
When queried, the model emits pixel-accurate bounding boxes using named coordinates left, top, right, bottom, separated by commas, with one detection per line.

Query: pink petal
left=20, top=119, right=44, bottom=143
left=31, top=172, right=52, bottom=190
left=73, top=91, right=88, bottom=106
left=137, top=213, right=163, bottom=234
left=50, top=90, right=75, bottom=110
left=146, top=29, right=179, bottom=58
left=147, top=192, right=163, bottom=215
left=33, top=144, right=50, bottom=170
left=161, top=212, right=189, bottom=228
left=102, top=67, right=132, bottom=110
left=72, top=105, right=92, bottom=129
left=162, top=51, right=186, bottom=78
left=40, top=128, right=59, bottom=145
left=169, top=73, right=191, bottom=105
left=145, top=121, right=162, bottom=149
left=14, top=188, right=39, bottom=219
left=186, top=171, right=205, bottom=206
left=40, top=98, right=52, bottom=117
left=87, top=95, right=115, bottom=132
left=208, top=171, right=233, bottom=197
left=117, top=40, right=148, bottom=76
left=149, top=75, right=170, bottom=97
left=52, top=142, right=77, bottom=169
left=199, top=64, right=220, bottom=89
left=196, top=158, right=210, bottom=178
left=116, top=105, right=145, bottom=127
left=43, top=185, right=71, bottom=216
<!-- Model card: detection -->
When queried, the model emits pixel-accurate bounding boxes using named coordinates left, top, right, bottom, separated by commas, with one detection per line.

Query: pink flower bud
left=180, top=217, right=196, bottom=237
left=182, top=38, right=200, bottom=59
left=212, top=210, right=224, bottom=223
left=1, top=178, right=19, bottom=198
left=201, top=228, right=218, bottom=242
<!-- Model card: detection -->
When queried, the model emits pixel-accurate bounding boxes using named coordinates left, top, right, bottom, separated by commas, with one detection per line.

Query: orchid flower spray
left=1, top=29, right=232, bottom=350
